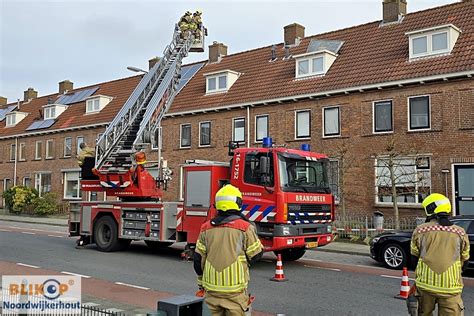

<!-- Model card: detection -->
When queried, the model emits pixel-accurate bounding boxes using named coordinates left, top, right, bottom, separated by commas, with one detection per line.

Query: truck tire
left=274, top=247, right=306, bottom=261
left=145, top=241, right=173, bottom=251
left=94, top=216, right=125, bottom=252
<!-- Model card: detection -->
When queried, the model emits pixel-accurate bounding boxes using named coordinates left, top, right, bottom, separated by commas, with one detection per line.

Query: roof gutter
left=165, top=70, right=474, bottom=117
left=0, top=122, right=109, bottom=140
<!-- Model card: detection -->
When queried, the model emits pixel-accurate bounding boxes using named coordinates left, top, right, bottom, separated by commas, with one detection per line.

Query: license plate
left=306, top=241, right=318, bottom=248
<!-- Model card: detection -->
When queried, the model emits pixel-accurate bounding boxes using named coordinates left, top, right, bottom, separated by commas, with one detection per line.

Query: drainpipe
left=13, top=137, right=18, bottom=186
left=246, top=106, right=250, bottom=148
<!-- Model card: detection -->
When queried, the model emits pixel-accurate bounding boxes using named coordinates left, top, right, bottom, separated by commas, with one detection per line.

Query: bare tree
left=374, top=136, right=430, bottom=230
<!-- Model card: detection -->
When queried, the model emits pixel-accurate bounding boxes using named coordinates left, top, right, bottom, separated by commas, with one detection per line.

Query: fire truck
left=69, top=16, right=335, bottom=261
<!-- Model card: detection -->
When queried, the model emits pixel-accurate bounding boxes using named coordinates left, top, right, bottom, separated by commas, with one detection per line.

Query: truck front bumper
left=258, top=223, right=334, bottom=251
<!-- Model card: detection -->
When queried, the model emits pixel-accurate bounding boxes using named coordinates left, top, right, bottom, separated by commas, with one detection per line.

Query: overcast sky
left=0, top=0, right=455, bottom=102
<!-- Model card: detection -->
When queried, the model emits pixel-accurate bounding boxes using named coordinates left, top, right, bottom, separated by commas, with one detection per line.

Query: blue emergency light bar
left=300, top=144, right=311, bottom=151
left=262, top=137, right=273, bottom=148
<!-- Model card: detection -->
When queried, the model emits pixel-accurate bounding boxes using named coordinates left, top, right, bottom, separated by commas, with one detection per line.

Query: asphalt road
left=1, top=221, right=473, bottom=316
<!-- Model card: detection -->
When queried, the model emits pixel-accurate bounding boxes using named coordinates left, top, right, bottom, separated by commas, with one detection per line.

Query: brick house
left=1, top=0, right=473, bottom=216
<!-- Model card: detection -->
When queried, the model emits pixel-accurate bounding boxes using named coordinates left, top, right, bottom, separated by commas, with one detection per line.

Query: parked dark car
left=370, top=216, right=474, bottom=270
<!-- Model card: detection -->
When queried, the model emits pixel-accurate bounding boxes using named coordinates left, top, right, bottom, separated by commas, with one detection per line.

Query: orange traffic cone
left=395, top=267, right=410, bottom=299
left=270, top=254, right=287, bottom=282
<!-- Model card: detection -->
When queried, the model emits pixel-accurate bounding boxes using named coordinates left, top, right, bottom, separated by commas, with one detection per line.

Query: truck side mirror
left=259, top=156, right=270, bottom=175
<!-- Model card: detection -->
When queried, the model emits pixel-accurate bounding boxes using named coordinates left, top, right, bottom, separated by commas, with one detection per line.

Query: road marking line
left=61, top=271, right=91, bottom=279
left=16, top=263, right=40, bottom=269
left=0, top=229, right=11, bottom=232
left=304, top=265, right=341, bottom=272
left=48, top=235, right=63, bottom=238
left=380, top=274, right=415, bottom=281
left=303, top=258, right=323, bottom=262
left=114, top=282, right=150, bottom=290
left=8, top=226, right=21, bottom=229
left=355, top=264, right=386, bottom=270
left=21, top=232, right=36, bottom=235
left=26, top=228, right=67, bottom=234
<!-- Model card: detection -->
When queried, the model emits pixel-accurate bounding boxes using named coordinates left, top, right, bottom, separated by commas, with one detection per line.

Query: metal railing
left=334, top=214, right=421, bottom=240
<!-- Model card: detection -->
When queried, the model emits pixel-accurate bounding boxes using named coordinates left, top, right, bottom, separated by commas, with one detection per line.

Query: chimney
left=0, top=96, right=7, bottom=106
left=23, top=88, right=37, bottom=102
left=284, top=23, right=305, bottom=46
left=208, top=42, right=227, bottom=63
left=149, top=57, right=160, bottom=70
left=383, top=0, right=407, bottom=24
left=59, top=80, right=73, bottom=94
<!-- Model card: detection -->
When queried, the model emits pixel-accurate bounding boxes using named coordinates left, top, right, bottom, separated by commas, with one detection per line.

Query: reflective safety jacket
left=411, top=220, right=470, bottom=294
left=195, top=218, right=263, bottom=293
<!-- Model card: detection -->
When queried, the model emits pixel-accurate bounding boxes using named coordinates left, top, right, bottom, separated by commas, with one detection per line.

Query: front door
left=454, top=165, right=474, bottom=215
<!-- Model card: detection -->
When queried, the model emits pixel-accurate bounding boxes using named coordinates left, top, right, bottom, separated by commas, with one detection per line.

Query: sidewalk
left=0, top=212, right=370, bottom=256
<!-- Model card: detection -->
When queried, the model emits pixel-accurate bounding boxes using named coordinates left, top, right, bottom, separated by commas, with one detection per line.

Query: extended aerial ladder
left=81, top=22, right=205, bottom=199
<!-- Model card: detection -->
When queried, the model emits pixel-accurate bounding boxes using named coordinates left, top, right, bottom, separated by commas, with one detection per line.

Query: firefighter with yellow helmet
left=410, top=193, right=470, bottom=315
left=193, top=184, right=263, bottom=316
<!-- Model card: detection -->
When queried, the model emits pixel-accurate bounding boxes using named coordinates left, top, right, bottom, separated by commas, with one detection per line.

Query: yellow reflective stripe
left=201, top=259, right=248, bottom=292
left=246, top=240, right=262, bottom=255
left=196, top=240, right=206, bottom=254
left=416, top=260, right=463, bottom=293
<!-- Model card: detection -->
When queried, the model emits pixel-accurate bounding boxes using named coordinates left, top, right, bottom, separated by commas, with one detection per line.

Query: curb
left=0, top=217, right=68, bottom=227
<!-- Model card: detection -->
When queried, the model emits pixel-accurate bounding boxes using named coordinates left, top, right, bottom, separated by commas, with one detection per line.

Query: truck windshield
left=278, top=154, right=331, bottom=193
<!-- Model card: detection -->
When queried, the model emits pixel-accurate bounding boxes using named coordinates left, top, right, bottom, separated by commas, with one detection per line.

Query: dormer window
left=85, top=95, right=112, bottom=114
left=293, top=39, right=343, bottom=79
left=406, top=24, right=461, bottom=60
left=204, top=70, right=240, bottom=94
left=42, top=104, right=67, bottom=120
left=5, top=112, right=28, bottom=127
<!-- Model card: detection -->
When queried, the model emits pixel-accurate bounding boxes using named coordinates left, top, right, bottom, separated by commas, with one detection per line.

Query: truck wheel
left=274, top=247, right=306, bottom=261
left=94, top=216, right=124, bottom=252
left=145, top=241, right=173, bottom=251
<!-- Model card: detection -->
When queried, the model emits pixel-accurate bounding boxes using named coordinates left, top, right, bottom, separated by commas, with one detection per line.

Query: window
left=206, top=75, right=227, bottom=93
left=323, top=107, right=340, bottom=137
left=374, top=100, right=393, bottom=133
left=44, top=107, right=56, bottom=119
left=180, top=124, right=191, bottom=148
left=204, top=70, right=240, bottom=94
left=76, top=137, right=85, bottom=155
left=409, top=96, right=430, bottom=130
left=218, top=76, right=227, bottom=90
left=406, top=24, right=460, bottom=60
left=86, top=99, right=101, bottom=113
left=19, top=143, right=25, bottom=161
left=151, top=129, right=160, bottom=150
left=199, top=122, right=211, bottom=147
left=23, top=177, right=31, bottom=187
left=327, top=160, right=340, bottom=203
left=3, top=179, right=12, bottom=191
left=255, top=115, right=268, bottom=142
left=295, top=110, right=310, bottom=138
left=233, top=118, right=246, bottom=143
left=297, top=56, right=324, bottom=77
left=35, top=172, right=52, bottom=197
left=244, top=152, right=274, bottom=187
left=64, top=171, right=82, bottom=199
left=375, top=156, right=431, bottom=204
left=35, top=141, right=42, bottom=160
left=64, top=137, right=72, bottom=157
left=208, top=77, right=216, bottom=91
left=46, top=140, right=54, bottom=159
left=10, top=144, right=16, bottom=161
left=6, top=114, right=16, bottom=127
left=298, top=60, right=309, bottom=76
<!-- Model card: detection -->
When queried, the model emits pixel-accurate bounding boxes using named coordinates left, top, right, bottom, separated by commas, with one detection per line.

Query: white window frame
left=296, top=56, right=325, bottom=79
left=180, top=123, right=191, bottom=148
left=373, top=99, right=394, bottom=134
left=375, top=156, right=431, bottom=205
left=6, top=114, right=16, bottom=127
left=35, top=172, right=52, bottom=197
left=232, top=117, right=246, bottom=143
left=64, top=137, right=72, bottom=157
left=322, top=106, right=341, bottom=138
left=63, top=171, right=82, bottom=200
left=22, top=176, right=31, bottom=187
left=255, top=114, right=269, bottom=143
left=35, top=141, right=42, bottom=160
left=295, top=110, right=311, bottom=139
left=46, top=139, right=54, bottom=159
left=19, top=143, right=25, bottom=161
left=206, top=74, right=228, bottom=93
left=408, top=95, right=431, bottom=132
left=199, top=121, right=211, bottom=147
left=409, top=30, right=451, bottom=60
left=44, top=106, right=56, bottom=120
left=76, top=136, right=85, bottom=155
left=86, top=98, right=101, bottom=114
left=10, top=144, right=16, bottom=161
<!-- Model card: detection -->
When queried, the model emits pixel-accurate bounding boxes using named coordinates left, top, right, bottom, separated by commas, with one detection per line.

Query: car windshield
left=278, top=154, right=331, bottom=193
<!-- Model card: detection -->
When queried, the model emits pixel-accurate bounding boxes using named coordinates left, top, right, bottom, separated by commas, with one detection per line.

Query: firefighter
left=192, top=10, right=203, bottom=39
left=77, top=142, right=95, bottom=166
left=194, top=184, right=263, bottom=316
left=410, top=193, right=470, bottom=316
left=179, top=11, right=193, bottom=39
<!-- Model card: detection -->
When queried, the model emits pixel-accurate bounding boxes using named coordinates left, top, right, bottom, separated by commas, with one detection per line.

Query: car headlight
left=371, top=237, right=381, bottom=244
